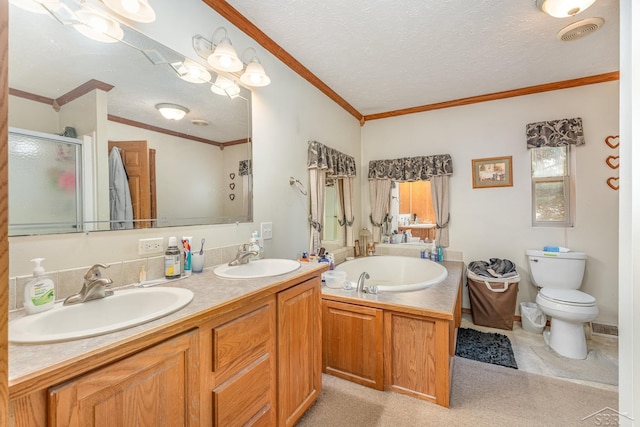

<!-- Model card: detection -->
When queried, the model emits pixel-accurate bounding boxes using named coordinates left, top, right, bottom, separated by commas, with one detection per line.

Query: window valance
left=526, top=117, right=585, bottom=148
left=367, top=154, right=453, bottom=181
left=307, top=140, right=357, bottom=178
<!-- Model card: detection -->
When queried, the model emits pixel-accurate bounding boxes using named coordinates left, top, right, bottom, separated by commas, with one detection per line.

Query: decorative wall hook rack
left=289, top=177, right=307, bottom=196
left=605, top=135, right=619, bottom=191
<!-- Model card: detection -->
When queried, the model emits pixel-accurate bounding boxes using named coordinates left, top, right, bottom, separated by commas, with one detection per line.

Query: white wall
left=362, top=82, right=619, bottom=325
left=107, top=121, right=226, bottom=221
left=9, top=0, right=362, bottom=275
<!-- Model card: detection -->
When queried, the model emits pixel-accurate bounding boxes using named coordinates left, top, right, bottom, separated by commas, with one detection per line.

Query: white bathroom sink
left=213, top=259, right=301, bottom=279
left=9, top=287, right=193, bottom=344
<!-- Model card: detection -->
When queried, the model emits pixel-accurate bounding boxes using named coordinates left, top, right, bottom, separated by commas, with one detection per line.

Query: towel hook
left=289, top=177, right=307, bottom=195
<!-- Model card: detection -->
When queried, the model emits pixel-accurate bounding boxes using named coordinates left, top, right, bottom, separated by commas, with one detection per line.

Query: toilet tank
left=526, top=250, right=587, bottom=289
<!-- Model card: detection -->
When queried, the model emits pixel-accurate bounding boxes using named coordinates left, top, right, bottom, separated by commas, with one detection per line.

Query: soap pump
left=23, top=258, right=55, bottom=315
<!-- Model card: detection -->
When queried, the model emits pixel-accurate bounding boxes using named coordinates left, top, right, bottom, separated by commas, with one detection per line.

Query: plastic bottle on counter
left=165, top=237, right=181, bottom=279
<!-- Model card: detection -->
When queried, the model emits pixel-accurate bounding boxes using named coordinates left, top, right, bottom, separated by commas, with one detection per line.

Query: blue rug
left=455, top=328, right=518, bottom=369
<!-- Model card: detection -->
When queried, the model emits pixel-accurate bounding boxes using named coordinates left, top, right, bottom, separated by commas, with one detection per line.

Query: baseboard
left=462, top=308, right=619, bottom=336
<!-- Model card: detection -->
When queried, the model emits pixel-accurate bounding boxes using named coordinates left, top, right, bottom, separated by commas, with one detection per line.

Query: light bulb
left=121, top=0, right=140, bottom=13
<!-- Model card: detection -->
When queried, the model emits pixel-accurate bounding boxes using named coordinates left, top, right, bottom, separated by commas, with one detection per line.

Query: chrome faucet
left=356, top=272, right=370, bottom=293
left=63, top=264, right=114, bottom=306
left=228, top=243, right=259, bottom=266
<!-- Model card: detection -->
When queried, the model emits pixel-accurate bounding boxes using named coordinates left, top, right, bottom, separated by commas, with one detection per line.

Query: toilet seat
left=539, top=288, right=596, bottom=307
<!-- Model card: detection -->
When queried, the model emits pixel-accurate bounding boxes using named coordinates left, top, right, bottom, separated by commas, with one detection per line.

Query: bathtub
left=335, top=255, right=448, bottom=292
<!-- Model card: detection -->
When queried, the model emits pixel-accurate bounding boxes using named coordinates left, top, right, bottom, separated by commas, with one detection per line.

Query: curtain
left=526, top=117, right=585, bottom=148
left=369, top=179, right=392, bottom=242
left=336, top=177, right=355, bottom=246
left=430, top=175, right=450, bottom=247
left=308, top=141, right=356, bottom=251
left=368, top=154, right=453, bottom=181
left=308, top=168, right=326, bottom=254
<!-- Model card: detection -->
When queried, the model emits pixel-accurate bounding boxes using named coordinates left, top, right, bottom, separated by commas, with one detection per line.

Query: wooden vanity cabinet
left=322, top=300, right=384, bottom=390
left=199, top=296, right=277, bottom=427
left=277, top=276, right=322, bottom=427
left=48, top=329, right=200, bottom=426
left=10, top=269, right=325, bottom=427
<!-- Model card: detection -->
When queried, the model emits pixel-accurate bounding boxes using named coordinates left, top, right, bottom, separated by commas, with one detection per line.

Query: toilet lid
left=539, top=288, right=596, bottom=305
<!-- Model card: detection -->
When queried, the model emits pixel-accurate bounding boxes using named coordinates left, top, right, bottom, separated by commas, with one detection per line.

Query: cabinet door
left=48, top=330, right=199, bottom=427
left=322, top=300, right=383, bottom=389
left=277, top=277, right=322, bottom=427
left=200, top=297, right=276, bottom=427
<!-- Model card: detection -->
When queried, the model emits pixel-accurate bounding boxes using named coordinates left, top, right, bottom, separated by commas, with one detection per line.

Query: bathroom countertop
left=8, top=261, right=327, bottom=399
left=321, top=260, right=463, bottom=319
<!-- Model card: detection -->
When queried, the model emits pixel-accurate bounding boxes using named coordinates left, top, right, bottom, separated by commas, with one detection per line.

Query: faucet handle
left=84, top=263, right=110, bottom=281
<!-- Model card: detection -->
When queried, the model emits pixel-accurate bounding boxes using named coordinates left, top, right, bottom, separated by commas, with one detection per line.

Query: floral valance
left=367, top=154, right=453, bottom=181
left=239, top=160, right=251, bottom=176
left=526, top=117, right=585, bottom=148
left=307, top=140, right=356, bottom=178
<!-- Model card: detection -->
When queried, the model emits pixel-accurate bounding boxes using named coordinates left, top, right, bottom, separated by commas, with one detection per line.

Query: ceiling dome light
left=211, top=75, right=240, bottom=98
left=74, top=9, right=124, bottom=43
left=536, top=0, right=596, bottom=18
left=207, top=37, right=243, bottom=72
left=101, top=0, right=156, bottom=23
left=240, top=58, right=271, bottom=87
left=156, top=103, right=189, bottom=120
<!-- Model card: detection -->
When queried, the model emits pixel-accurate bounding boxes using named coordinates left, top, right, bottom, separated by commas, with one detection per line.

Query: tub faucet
left=356, top=272, right=370, bottom=293
left=228, top=243, right=259, bottom=266
left=63, top=264, right=113, bottom=306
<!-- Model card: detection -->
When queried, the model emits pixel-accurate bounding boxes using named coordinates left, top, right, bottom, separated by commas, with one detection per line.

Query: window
left=396, top=181, right=436, bottom=224
left=531, top=145, right=574, bottom=227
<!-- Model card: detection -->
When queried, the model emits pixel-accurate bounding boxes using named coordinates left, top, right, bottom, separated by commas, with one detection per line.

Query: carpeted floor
left=297, top=356, right=618, bottom=427
left=455, top=327, right=518, bottom=369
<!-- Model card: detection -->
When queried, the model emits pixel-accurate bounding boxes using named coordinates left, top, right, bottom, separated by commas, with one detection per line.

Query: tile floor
left=461, top=313, right=619, bottom=392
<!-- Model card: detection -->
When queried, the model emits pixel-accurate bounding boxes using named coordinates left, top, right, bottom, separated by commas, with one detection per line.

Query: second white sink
left=214, top=259, right=301, bottom=279
left=9, top=287, right=193, bottom=344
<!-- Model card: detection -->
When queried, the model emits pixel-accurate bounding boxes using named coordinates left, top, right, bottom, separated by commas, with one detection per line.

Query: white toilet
left=526, top=250, right=598, bottom=359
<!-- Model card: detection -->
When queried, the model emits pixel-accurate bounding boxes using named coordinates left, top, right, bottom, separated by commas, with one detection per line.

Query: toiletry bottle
left=165, top=237, right=181, bottom=279
left=182, top=236, right=192, bottom=276
left=250, top=231, right=261, bottom=260
left=23, top=258, right=55, bottom=315
left=437, top=244, right=443, bottom=262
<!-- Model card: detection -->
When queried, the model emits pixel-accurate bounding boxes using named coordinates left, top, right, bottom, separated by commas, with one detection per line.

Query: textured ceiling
left=225, top=0, right=620, bottom=116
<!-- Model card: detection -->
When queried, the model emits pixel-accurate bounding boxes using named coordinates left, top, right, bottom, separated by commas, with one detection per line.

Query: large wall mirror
left=8, top=0, right=252, bottom=236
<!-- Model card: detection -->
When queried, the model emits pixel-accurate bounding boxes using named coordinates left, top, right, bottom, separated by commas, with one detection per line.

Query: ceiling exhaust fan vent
left=557, top=17, right=604, bottom=42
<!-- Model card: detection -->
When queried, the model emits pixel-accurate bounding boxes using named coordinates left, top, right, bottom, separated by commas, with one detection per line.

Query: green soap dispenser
left=23, top=258, right=55, bottom=315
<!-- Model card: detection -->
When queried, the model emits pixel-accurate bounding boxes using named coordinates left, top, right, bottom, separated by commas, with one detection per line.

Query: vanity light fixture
left=211, top=75, right=240, bottom=98
left=73, top=8, right=124, bottom=43
left=171, top=61, right=212, bottom=84
left=156, top=103, right=189, bottom=120
left=535, top=0, right=596, bottom=18
left=101, top=0, right=156, bottom=23
left=207, top=27, right=243, bottom=72
left=239, top=48, right=271, bottom=87
left=192, top=32, right=272, bottom=88
left=9, top=0, right=50, bottom=14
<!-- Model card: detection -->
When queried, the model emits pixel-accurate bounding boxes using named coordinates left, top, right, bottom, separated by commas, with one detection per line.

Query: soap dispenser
left=23, top=258, right=55, bottom=315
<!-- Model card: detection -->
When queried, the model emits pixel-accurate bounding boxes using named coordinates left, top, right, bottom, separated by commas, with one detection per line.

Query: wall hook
left=289, top=177, right=307, bottom=195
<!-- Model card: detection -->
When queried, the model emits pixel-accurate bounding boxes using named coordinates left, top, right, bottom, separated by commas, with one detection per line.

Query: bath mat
left=531, top=346, right=618, bottom=385
left=455, top=328, right=518, bottom=369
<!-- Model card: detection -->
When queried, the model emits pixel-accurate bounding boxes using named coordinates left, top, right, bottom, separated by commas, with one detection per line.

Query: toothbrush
left=199, top=238, right=205, bottom=255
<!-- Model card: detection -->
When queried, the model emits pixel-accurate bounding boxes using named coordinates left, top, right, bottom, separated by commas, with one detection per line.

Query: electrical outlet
left=138, top=237, right=164, bottom=255
left=261, top=222, right=273, bottom=240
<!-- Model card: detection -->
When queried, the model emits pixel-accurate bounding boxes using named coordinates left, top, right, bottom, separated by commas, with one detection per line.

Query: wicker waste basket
left=467, top=270, right=520, bottom=330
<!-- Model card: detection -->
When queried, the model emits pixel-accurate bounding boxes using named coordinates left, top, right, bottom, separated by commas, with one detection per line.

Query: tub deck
left=321, top=260, right=463, bottom=407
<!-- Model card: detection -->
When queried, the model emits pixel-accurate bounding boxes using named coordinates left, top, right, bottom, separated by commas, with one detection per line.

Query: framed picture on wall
left=472, top=156, right=513, bottom=189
